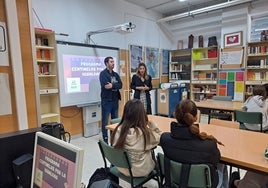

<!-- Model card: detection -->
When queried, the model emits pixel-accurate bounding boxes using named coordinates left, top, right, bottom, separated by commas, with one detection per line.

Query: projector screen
left=56, top=41, right=119, bottom=107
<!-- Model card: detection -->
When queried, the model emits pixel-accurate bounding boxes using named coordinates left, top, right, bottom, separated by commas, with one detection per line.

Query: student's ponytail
left=175, top=99, right=224, bottom=146
left=190, top=125, right=224, bottom=146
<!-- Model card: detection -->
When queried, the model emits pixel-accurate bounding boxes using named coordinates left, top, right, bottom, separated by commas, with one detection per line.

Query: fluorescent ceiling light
left=255, top=28, right=268, bottom=31
left=157, top=0, right=252, bottom=23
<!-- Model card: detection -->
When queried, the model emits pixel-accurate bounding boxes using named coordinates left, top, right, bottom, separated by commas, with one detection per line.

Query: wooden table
left=195, top=99, right=243, bottom=112
left=106, top=115, right=268, bottom=174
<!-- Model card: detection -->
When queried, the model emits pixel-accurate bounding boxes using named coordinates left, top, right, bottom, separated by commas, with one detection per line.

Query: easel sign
left=220, top=46, right=244, bottom=69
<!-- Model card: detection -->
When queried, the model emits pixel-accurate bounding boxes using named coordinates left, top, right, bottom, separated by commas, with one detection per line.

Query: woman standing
left=131, top=63, right=152, bottom=114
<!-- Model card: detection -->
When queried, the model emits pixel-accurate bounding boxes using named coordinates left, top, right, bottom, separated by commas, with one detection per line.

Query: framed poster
left=145, top=47, right=159, bottom=79
left=224, top=31, right=242, bottom=47
left=129, top=44, right=143, bottom=73
left=161, top=49, right=170, bottom=75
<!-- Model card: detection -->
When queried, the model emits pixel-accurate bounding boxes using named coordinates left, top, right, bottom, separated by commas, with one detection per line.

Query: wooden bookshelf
left=35, top=28, right=60, bottom=124
left=169, top=49, right=191, bottom=82
left=191, top=46, right=219, bottom=101
left=245, top=41, right=268, bottom=99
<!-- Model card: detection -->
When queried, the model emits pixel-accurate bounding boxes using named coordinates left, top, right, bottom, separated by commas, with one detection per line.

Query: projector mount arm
left=86, top=22, right=135, bottom=44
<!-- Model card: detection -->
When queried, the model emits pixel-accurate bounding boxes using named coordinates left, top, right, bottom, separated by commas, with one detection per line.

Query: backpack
left=41, top=122, right=71, bottom=142
left=87, top=167, right=119, bottom=188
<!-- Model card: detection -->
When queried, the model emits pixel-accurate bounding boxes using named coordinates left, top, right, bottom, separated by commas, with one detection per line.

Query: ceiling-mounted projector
left=113, top=22, right=135, bottom=34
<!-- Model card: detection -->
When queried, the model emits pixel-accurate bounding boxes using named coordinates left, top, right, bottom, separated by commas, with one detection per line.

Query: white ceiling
left=123, top=0, right=231, bottom=16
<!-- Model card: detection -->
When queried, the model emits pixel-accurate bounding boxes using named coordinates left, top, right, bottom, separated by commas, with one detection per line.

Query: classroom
left=0, top=0, right=268, bottom=187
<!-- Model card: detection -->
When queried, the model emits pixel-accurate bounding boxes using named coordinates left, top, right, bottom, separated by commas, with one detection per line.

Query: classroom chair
left=209, top=118, right=240, bottom=180
left=234, top=110, right=263, bottom=132
left=157, top=153, right=212, bottom=188
left=208, top=96, right=233, bottom=123
left=98, top=140, right=160, bottom=188
left=110, top=118, right=122, bottom=124
left=233, top=110, right=264, bottom=182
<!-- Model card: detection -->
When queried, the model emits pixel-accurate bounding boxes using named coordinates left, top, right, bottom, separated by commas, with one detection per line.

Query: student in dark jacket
left=130, top=63, right=152, bottom=114
left=160, top=99, right=224, bottom=188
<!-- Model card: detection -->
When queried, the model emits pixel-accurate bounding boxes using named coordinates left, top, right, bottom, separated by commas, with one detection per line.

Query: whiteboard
left=57, top=41, right=119, bottom=107
left=220, top=50, right=243, bottom=65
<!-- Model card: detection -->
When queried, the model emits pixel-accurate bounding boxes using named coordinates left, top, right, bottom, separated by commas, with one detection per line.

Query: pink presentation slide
left=62, top=55, right=105, bottom=93
left=33, top=146, right=76, bottom=188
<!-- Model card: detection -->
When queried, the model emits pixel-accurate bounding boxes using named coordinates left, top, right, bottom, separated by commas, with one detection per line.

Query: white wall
left=32, top=0, right=173, bottom=50
left=158, top=0, right=268, bottom=49
left=32, top=0, right=268, bottom=50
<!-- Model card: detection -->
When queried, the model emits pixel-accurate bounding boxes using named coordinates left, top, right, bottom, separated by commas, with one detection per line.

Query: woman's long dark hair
left=110, top=99, right=151, bottom=150
left=174, top=99, right=224, bottom=146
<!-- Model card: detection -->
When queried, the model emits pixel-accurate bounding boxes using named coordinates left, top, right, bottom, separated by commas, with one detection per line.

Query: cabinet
left=190, top=46, right=219, bottom=101
left=157, top=85, right=188, bottom=117
left=169, top=49, right=191, bottom=83
left=35, top=28, right=60, bottom=124
left=245, top=41, right=268, bottom=99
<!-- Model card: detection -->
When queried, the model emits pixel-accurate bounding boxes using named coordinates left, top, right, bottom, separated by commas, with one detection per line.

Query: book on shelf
left=247, top=60, right=260, bottom=67
left=247, top=72, right=255, bottom=80
left=171, top=56, right=191, bottom=62
left=36, top=49, right=50, bottom=60
left=193, top=72, right=198, bottom=80
left=35, top=36, right=42, bottom=45
left=208, top=49, right=218, bottom=58
left=198, top=72, right=206, bottom=80
left=183, top=64, right=191, bottom=71
left=212, top=73, right=217, bottom=80
left=35, top=35, right=49, bottom=46
left=38, top=64, right=50, bottom=75
left=206, top=73, right=212, bottom=80
left=42, top=49, right=50, bottom=60
left=195, top=64, right=211, bottom=70
left=255, top=72, right=261, bottom=80
left=36, top=49, right=41, bottom=59
left=248, top=46, right=267, bottom=54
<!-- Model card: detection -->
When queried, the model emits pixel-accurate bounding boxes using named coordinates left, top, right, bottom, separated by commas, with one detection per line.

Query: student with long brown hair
left=160, top=99, right=225, bottom=188
left=110, top=99, right=162, bottom=177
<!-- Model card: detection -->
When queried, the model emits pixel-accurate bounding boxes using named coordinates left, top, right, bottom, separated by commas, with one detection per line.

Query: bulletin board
left=220, top=46, right=244, bottom=69
left=218, top=70, right=245, bottom=101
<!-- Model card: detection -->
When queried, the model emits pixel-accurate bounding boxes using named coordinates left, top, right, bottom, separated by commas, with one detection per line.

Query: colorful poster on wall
left=161, top=49, right=169, bottom=75
left=218, top=70, right=245, bottom=101
left=145, top=47, right=159, bottom=79
left=129, top=45, right=143, bottom=73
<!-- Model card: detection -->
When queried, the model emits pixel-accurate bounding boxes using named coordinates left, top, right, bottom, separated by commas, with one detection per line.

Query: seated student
left=230, top=86, right=268, bottom=188
left=110, top=99, right=162, bottom=177
left=242, top=85, right=268, bottom=131
left=160, top=99, right=226, bottom=188
left=263, top=83, right=268, bottom=98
